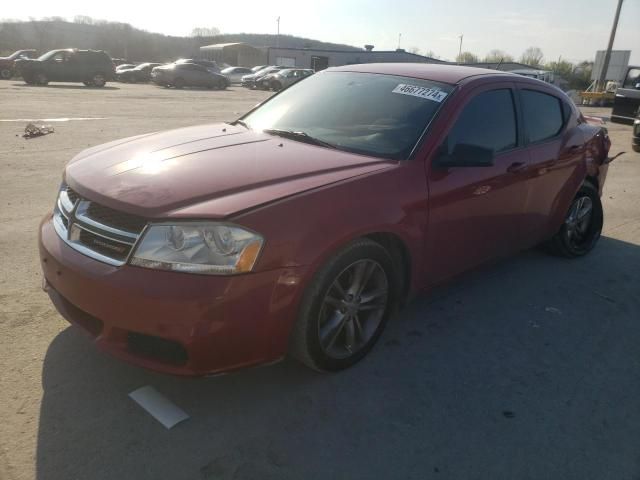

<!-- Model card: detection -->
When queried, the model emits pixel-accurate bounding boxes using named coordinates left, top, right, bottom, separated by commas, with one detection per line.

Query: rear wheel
left=633, top=145, right=640, bottom=153
left=91, top=73, right=106, bottom=87
left=546, top=183, right=603, bottom=257
left=173, top=77, right=185, bottom=89
left=290, top=239, right=397, bottom=371
left=0, top=68, right=12, bottom=80
left=272, top=81, right=282, bottom=91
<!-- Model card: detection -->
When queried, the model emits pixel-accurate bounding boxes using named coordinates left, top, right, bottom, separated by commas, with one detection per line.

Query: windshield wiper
left=262, top=129, right=337, bottom=149
left=230, top=119, right=250, bottom=130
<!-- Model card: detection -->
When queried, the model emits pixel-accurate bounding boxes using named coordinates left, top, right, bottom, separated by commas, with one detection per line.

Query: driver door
left=424, top=84, right=530, bottom=284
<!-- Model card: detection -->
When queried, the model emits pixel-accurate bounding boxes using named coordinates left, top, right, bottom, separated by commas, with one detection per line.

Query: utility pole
left=397, top=33, right=402, bottom=50
left=276, top=16, right=280, bottom=48
left=598, top=0, right=624, bottom=91
left=458, top=34, right=463, bottom=62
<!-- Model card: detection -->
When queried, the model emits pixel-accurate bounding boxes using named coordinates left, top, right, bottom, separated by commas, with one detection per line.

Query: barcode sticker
left=392, top=84, right=448, bottom=102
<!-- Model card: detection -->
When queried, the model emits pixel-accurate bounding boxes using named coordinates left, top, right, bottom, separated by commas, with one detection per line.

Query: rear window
left=521, top=90, right=564, bottom=143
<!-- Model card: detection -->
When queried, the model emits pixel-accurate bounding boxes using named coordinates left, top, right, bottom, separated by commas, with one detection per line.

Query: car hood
left=65, top=123, right=394, bottom=219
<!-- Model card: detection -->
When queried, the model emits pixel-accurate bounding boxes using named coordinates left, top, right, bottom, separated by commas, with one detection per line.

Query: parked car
left=0, top=49, right=38, bottom=79
left=111, top=58, right=131, bottom=67
left=265, top=68, right=314, bottom=91
left=117, top=63, right=163, bottom=83
left=251, top=65, right=268, bottom=72
left=115, top=64, right=136, bottom=73
left=221, top=66, right=253, bottom=84
left=611, top=66, right=640, bottom=125
left=39, top=64, right=613, bottom=376
left=175, top=58, right=221, bottom=73
left=151, top=63, right=229, bottom=89
left=633, top=114, right=640, bottom=152
left=15, top=49, right=115, bottom=87
left=241, top=66, right=286, bottom=88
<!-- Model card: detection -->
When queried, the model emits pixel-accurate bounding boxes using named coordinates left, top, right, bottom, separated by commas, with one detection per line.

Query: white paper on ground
left=129, top=386, right=189, bottom=429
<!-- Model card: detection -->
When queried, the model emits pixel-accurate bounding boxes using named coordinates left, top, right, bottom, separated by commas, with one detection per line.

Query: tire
left=272, top=81, right=282, bottom=91
left=0, top=68, right=12, bottom=80
left=34, top=72, right=48, bottom=86
left=290, top=238, right=398, bottom=371
left=173, top=77, right=185, bottom=89
left=91, top=73, right=106, bottom=87
left=83, top=81, right=94, bottom=87
left=633, top=144, right=640, bottom=153
left=546, top=183, right=603, bottom=258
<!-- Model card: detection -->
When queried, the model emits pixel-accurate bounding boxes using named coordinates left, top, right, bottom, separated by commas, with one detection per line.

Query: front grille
left=53, top=184, right=147, bottom=266
left=86, top=202, right=147, bottom=233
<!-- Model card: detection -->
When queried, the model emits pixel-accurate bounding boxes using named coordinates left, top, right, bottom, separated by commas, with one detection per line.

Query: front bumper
left=39, top=214, right=307, bottom=376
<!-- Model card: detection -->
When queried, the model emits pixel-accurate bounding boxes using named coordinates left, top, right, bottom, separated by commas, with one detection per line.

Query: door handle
left=506, top=161, right=527, bottom=174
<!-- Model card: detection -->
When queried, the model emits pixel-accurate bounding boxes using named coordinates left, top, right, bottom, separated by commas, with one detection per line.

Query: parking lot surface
left=1, top=80, right=639, bottom=480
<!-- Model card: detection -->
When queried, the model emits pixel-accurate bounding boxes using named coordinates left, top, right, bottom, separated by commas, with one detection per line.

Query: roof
left=200, top=43, right=258, bottom=50
left=266, top=46, right=445, bottom=63
left=327, top=63, right=515, bottom=84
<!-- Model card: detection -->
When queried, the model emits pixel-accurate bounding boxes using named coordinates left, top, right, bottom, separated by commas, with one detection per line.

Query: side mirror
left=435, top=143, right=495, bottom=168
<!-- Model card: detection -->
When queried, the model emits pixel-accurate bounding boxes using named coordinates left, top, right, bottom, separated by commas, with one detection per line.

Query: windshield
left=242, top=71, right=453, bottom=160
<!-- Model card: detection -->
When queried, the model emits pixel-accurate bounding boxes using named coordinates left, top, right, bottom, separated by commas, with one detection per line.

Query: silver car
left=221, top=66, right=253, bottom=84
left=267, top=68, right=314, bottom=91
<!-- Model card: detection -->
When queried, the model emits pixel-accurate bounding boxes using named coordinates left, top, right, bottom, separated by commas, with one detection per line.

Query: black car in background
left=151, top=63, right=229, bottom=89
left=117, top=63, right=163, bottom=83
left=15, top=49, right=115, bottom=87
left=0, top=49, right=38, bottom=79
left=611, top=66, right=640, bottom=125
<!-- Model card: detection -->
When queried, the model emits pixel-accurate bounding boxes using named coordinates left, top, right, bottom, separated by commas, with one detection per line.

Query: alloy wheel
left=318, top=259, right=389, bottom=359
left=565, top=195, right=593, bottom=248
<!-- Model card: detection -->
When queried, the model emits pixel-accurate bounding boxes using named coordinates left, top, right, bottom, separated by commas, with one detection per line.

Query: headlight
left=130, top=223, right=263, bottom=275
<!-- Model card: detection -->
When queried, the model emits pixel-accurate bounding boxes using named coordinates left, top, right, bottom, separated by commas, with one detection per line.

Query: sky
left=2, top=0, right=639, bottom=64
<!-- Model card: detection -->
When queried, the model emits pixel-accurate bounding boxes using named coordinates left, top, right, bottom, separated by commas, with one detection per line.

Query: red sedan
left=39, top=64, right=612, bottom=375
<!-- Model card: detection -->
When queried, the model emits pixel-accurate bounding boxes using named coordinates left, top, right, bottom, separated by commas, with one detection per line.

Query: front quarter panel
left=234, top=160, right=429, bottom=287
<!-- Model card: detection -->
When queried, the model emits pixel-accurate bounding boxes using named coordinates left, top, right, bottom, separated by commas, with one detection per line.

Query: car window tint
left=521, top=89, right=564, bottom=143
left=447, top=89, right=517, bottom=155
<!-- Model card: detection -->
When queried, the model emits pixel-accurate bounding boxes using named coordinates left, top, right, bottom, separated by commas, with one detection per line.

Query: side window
left=521, top=89, right=564, bottom=143
left=53, top=52, right=66, bottom=63
left=446, top=89, right=517, bottom=157
left=623, top=68, right=640, bottom=89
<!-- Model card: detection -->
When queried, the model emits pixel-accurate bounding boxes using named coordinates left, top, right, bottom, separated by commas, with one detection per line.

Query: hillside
left=0, top=20, right=361, bottom=62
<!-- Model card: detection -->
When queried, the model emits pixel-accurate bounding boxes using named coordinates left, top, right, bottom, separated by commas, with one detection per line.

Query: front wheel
left=290, top=239, right=397, bottom=371
left=0, top=68, right=12, bottom=80
left=546, top=183, right=603, bottom=257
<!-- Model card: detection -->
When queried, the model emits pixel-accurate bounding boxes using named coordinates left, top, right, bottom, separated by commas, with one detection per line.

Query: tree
left=483, top=49, right=514, bottom=63
left=191, top=27, right=220, bottom=37
left=520, top=47, right=544, bottom=67
left=424, top=50, right=440, bottom=59
left=409, top=46, right=421, bottom=55
left=456, top=51, right=478, bottom=63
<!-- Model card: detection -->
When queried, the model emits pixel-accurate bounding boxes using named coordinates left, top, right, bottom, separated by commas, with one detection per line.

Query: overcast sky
left=3, top=0, right=639, bottom=63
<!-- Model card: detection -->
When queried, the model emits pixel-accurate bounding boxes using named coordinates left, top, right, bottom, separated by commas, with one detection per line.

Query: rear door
left=611, top=67, right=640, bottom=125
left=517, top=86, right=585, bottom=245
left=425, top=83, right=530, bottom=283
